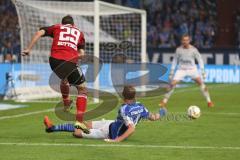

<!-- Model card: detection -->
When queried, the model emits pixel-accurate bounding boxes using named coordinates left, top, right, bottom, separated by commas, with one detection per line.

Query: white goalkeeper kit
left=171, top=45, right=204, bottom=80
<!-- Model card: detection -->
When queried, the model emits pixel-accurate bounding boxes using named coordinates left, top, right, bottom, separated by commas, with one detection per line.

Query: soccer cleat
left=159, top=107, right=167, bottom=117
left=74, top=121, right=90, bottom=134
left=208, top=102, right=214, bottom=108
left=44, top=116, right=54, bottom=133
left=63, top=99, right=73, bottom=112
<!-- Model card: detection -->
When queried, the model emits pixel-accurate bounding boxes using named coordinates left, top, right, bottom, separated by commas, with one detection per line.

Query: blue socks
left=51, top=123, right=75, bottom=132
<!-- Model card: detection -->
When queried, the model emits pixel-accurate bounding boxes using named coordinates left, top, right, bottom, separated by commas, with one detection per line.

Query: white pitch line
left=0, top=108, right=53, bottom=120
left=0, top=84, right=237, bottom=121
left=0, top=142, right=240, bottom=150
left=0, top=109, right=239, bottom=122
left=142, top=83, right=232, bottom=100
left=174, top=112, right=240, bottom=116
left=203, top=112, right=240, bottom=115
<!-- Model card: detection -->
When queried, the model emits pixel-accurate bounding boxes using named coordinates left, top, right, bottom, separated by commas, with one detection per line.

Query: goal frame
left=12, top=0, right=147, bottom=102
left=93, top=0, right=147, bottom=102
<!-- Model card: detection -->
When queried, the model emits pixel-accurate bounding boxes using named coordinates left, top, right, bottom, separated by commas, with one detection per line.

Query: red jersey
left=41, top=24, right=85, bottom=63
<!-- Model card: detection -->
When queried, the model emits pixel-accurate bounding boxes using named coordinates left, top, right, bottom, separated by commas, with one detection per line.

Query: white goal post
left=10, top=0, right=147, bottom=102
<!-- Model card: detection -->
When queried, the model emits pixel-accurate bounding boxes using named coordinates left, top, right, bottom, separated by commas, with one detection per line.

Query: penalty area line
left=142, top=84, right=232, bottom=100
left=0, top=84, right=237, bottom=121
left=0, top=142, right=240, bottom=150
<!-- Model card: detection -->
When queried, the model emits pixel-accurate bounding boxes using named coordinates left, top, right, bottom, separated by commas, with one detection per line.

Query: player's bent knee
left=73, top=130, right=83, bottom=138
left=76, top=83, right=87, bottom=95
left=170, top=81, right=178, bottom=88
left=85, top=121, right=92, bottom=129
left=204, top=86, right=208, bottom=91
left=194, top=78, right=203, bottom=86
left=61, top=79, right=69, bottom=85
left=197, top=82, right=202, bottom=86
left=200, top=84, right=208, bottom=91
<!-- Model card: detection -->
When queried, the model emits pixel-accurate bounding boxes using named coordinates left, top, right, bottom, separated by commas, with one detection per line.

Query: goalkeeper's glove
left=201, top=69, right=206, bottom=80
left=159, top=107, right=167, bottom=117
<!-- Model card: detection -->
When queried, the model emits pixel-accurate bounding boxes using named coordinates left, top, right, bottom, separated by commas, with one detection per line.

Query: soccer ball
left=187, top=105, right=201, bottom=119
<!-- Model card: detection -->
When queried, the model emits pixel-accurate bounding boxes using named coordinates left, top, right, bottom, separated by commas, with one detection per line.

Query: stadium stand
left=0, top=0, right=20, bottom=63
left=3, top=0, right=240, bottom=63
left=0, top=0, right=218, bottom=63
left=235, top=8, right=240, bottom=48
left=117, top=0, right=217, bottom=48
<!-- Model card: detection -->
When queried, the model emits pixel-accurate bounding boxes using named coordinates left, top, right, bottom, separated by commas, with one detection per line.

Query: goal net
left=11, top=0, right=146, bottom=102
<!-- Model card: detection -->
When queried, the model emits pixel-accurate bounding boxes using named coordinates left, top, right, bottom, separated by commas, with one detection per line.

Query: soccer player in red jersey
left=22, top=15, right=89, bottom=133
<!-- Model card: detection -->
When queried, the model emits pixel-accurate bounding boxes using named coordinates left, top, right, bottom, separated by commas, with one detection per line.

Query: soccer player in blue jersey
left=44, top=85, right=160, bottom=142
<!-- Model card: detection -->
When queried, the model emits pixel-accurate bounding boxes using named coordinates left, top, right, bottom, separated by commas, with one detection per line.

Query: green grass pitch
left=0, top=84, right=240, bottom=160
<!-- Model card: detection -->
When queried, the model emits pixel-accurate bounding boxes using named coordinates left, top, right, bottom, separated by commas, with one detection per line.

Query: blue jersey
left=109, top=102, right=149, bottom=139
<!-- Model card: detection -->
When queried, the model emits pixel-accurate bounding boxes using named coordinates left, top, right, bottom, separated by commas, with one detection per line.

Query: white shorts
left=173, top=68, right=200, bottom=81
left=82, top=120, right=114, bottom=139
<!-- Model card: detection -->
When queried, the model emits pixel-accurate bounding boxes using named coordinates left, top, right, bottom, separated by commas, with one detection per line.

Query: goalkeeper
left=44, top=85, right=160, bottom=142
left=22, top=15, right=88, bottom=133
left=159, top=34, right=214, bottom=115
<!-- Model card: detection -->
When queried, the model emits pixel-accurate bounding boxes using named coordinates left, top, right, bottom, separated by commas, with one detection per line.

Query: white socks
left=163, top=87, right=175, bottom=103
left=200, top=84, right=211, bottom=102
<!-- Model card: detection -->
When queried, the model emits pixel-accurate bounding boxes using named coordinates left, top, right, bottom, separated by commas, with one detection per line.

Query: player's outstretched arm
left=22, top=29, right=46, bottom=56
left=148, top=113, right=160, bottom=121
left=104, top=124, right=135, bottom=143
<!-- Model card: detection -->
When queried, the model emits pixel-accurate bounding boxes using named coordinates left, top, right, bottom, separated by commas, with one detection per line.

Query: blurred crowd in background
left=0, top=0, right=20, bottom=63
left=0, top=0, right=239, bottom=63
left=116, top=0, right=218, bottom=48
left=236, top=9, right=240, bottom=48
